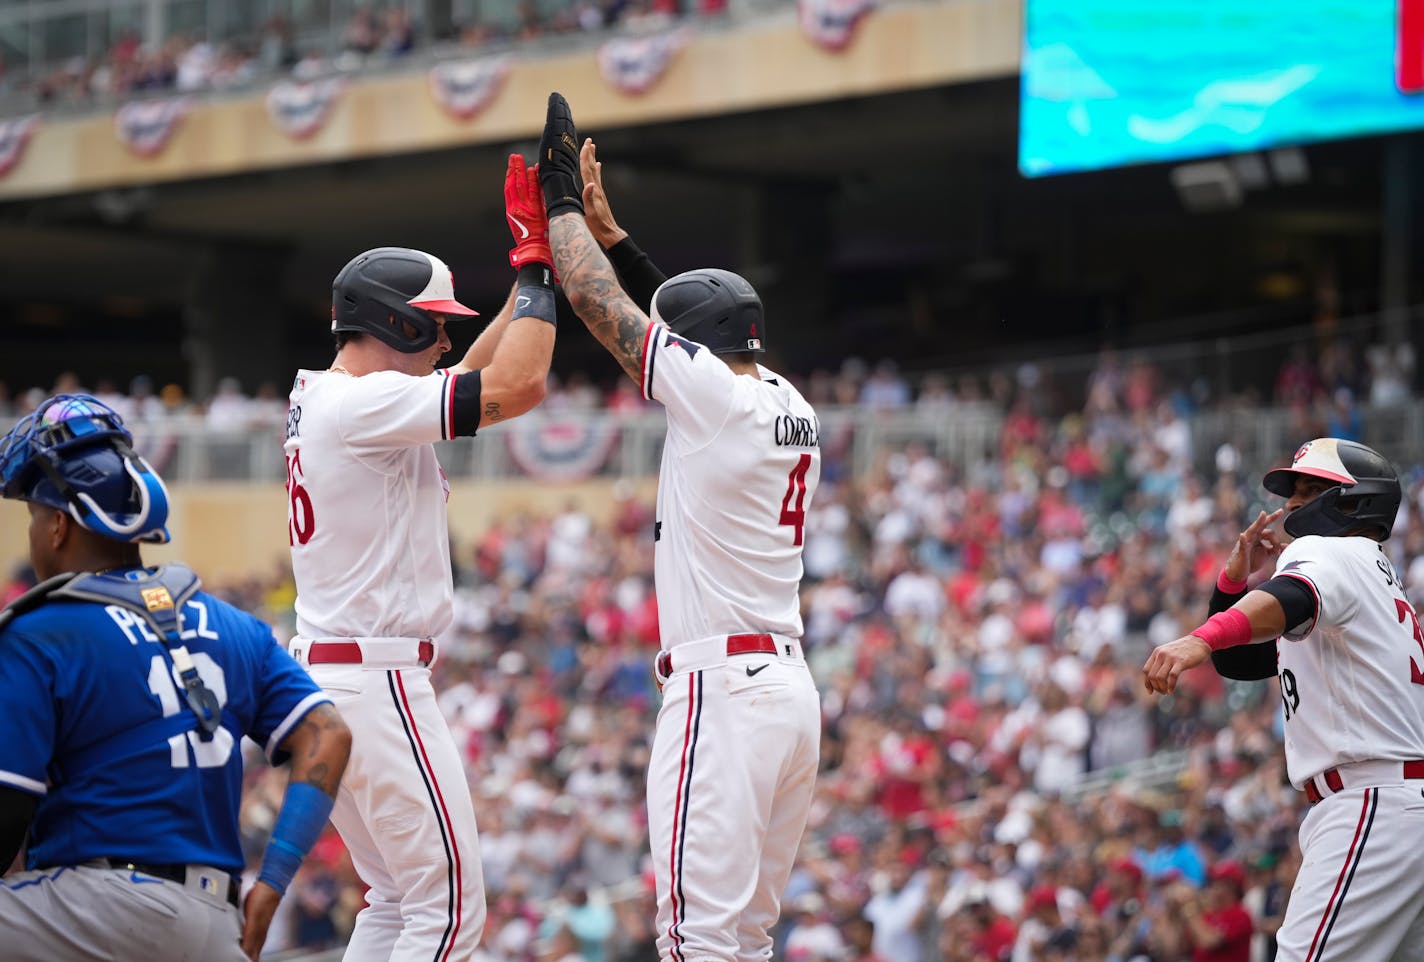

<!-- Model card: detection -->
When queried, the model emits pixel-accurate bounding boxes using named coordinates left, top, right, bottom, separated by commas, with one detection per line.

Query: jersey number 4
left=779, top=454, right=812, bottom=546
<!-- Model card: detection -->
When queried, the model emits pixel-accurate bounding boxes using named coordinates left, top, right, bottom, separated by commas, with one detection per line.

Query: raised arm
left=242, top=702, right=351, bottom=960
left=581, top=138, right=668, bottom=312
left=540, top=93, right=652, bottom=385
left=448, top=285, right=515, bottom=374
left=459, top=153, right=556, bottom=427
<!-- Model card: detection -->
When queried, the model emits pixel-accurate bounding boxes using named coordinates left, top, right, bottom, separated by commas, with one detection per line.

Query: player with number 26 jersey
left=0, top=587, right=329, bottom=876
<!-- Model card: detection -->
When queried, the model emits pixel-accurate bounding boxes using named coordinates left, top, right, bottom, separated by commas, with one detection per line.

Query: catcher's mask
left=332, top=247, right=478, bottom=353
left=1, top=394, right=171, bottom=544
left=1263, top=437, right=1401, bottom=540
left=651, top=268, right=765, bottom=356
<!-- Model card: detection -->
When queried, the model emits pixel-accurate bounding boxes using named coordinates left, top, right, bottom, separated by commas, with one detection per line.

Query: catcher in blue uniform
left=0, top=394, right=352, bottom=961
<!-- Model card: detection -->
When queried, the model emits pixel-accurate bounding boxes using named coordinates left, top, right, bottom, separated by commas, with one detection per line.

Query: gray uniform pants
left=0, top=863, right=245, bottom=961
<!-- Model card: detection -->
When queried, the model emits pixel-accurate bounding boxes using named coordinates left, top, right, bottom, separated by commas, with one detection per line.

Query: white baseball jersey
left=640, top=324, right=823, bottom=962
left=285, top=365, right=488, bottom=962
left=285, top=368, right=469, bottom=640
left=639, top=325, right=821, bottom=646
left=1273, top=534, right=1424, bottom=789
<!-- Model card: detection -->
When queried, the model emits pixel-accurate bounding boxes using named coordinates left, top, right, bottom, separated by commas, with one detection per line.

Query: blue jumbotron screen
left=1019, top=0, right=1424, bottom=177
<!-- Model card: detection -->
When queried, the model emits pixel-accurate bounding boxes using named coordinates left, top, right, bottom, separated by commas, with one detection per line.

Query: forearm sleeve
left=1210, top=642, right=1278, bottom=681
left=1208, top=585, right=1247, bottom=616
left=605, top=236, right=668, bottom=312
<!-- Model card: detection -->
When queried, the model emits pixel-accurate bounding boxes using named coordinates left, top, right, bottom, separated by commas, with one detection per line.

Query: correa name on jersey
left=773, top=414, right=820, bottom=448
left=286, top=403, right=302, bottom=441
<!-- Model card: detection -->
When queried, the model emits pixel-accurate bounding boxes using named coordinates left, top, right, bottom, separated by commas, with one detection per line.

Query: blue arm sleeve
left=257, top=782, right=334, bottom=895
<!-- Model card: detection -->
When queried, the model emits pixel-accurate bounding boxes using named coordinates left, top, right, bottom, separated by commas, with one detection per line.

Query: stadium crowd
left=13, top=0, right=730, bottom=109
left=2, top=338, right=1421, bottom=962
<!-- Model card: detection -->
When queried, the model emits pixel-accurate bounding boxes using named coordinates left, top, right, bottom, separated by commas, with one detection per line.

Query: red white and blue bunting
left=798, top=0, right=876, bottom=51
left=504, top=417, right=621, bottom=481
left=266, top=78, right=347, bottom=140
left=114, top=97, right=190, bottom=157
left=597, top=30, right=688, bottom=95
left=428, top=56, right=512, bottom=121
left=0, top=114, right=39, bottom=178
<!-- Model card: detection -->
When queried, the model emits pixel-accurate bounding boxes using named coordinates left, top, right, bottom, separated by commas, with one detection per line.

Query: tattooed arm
left=550, top=210, right=652, bottom=384
left=242, top=703, right=351, bottom=960
left=277, top=702, right=351, bottom=796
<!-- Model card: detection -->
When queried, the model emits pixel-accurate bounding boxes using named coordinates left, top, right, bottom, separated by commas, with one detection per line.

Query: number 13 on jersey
left=779, top=454, right=812, bottom=546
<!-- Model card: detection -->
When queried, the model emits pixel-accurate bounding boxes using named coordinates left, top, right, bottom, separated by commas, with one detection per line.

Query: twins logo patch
left=1293, top=441, right=1312, bottom=465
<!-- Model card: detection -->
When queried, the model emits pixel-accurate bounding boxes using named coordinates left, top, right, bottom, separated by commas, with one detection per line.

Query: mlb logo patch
left=142, top=586, right=174, bottom=611
left=199, top=875, right=218, bottom=896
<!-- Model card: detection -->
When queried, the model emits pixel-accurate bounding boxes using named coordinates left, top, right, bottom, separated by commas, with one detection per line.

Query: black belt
left=100, top=858, right=241, bottom=908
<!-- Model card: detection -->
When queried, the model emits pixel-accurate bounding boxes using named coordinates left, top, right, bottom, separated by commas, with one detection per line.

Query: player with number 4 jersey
left=540, top=92, right=821, bottom=962
left=1144, top=438, right=1424, bottom=962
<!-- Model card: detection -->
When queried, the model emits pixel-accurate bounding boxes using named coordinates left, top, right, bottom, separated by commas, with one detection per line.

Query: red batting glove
left=505, top=154, right=553, bottom=269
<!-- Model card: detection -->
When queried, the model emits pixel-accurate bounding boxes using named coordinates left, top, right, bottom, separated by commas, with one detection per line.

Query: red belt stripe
left=1304, top=760, right=1424, bottom=804
left=307, top=640, right=434, bottom=666
left=658, top=633, right=777, bottom=676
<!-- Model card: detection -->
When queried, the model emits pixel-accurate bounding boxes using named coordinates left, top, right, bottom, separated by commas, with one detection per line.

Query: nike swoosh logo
left=130, top=872, right=163, bottom=884
left=516, top=296, right=531, bottom=310
left=507, top=213, right=530, bottom=240
left=746, top=664, right=769, bottom=677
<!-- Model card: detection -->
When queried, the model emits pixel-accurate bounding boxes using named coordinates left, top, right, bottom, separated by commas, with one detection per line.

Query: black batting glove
left=539, top=92, right=584, bottom=217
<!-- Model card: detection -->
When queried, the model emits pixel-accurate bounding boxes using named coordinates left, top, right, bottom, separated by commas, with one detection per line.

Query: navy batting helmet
left=1263, top=438, right=1400, bottom=540
left=0, top=394, right=171, bottom=544
left=332, top=247, right=478, bottom=353
left=651, top=268, right=765, bottom=356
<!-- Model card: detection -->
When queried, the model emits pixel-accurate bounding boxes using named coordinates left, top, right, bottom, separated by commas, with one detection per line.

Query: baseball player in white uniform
left=538, top=93, right=822, bottom=962
left=284, top=155, right=557, bottom=962
left=1144, top=438, right=1424, bottom=962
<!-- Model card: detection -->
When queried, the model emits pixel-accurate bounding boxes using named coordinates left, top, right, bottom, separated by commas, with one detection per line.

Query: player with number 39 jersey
left=1144, top=438, right=1424, bottom=962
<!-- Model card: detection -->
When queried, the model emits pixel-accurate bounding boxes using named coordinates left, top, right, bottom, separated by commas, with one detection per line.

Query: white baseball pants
left=308, top=660, right=486, bottom=962
left=1276, top=771, right=1424, bottom=962
left=647, top=637, right=820, bottom=962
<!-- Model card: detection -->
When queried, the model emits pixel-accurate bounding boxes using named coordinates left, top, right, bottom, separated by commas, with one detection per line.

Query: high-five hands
left=580, top=139, right=628, bottom=249
left=539, top=92, right=584, bottom=217
left=505, top=153, right=552, bottom=269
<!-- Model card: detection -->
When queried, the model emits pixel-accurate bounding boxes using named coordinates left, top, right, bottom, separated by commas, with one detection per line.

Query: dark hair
left=334, top=329, right=364, bottom=351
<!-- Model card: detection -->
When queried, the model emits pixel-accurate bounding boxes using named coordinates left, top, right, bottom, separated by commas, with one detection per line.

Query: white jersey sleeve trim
left=0, top=769, right=46, bottom=796
left=640, top=324, right=660, bottom=401
left=263, top=691, right=334, bottom=765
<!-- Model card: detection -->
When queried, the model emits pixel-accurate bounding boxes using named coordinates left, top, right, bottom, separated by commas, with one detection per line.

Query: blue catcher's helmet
left=0, top=394, right=171, bottom=544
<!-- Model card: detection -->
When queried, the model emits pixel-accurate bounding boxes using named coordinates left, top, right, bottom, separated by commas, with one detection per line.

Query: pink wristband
left=1190, top=609, right=1253, bottom=651
left=1217, top=569, right=1249, bottom=594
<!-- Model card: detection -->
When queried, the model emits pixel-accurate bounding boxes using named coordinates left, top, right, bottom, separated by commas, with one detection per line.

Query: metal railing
left=127, top=397, right=1424, bottom=486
